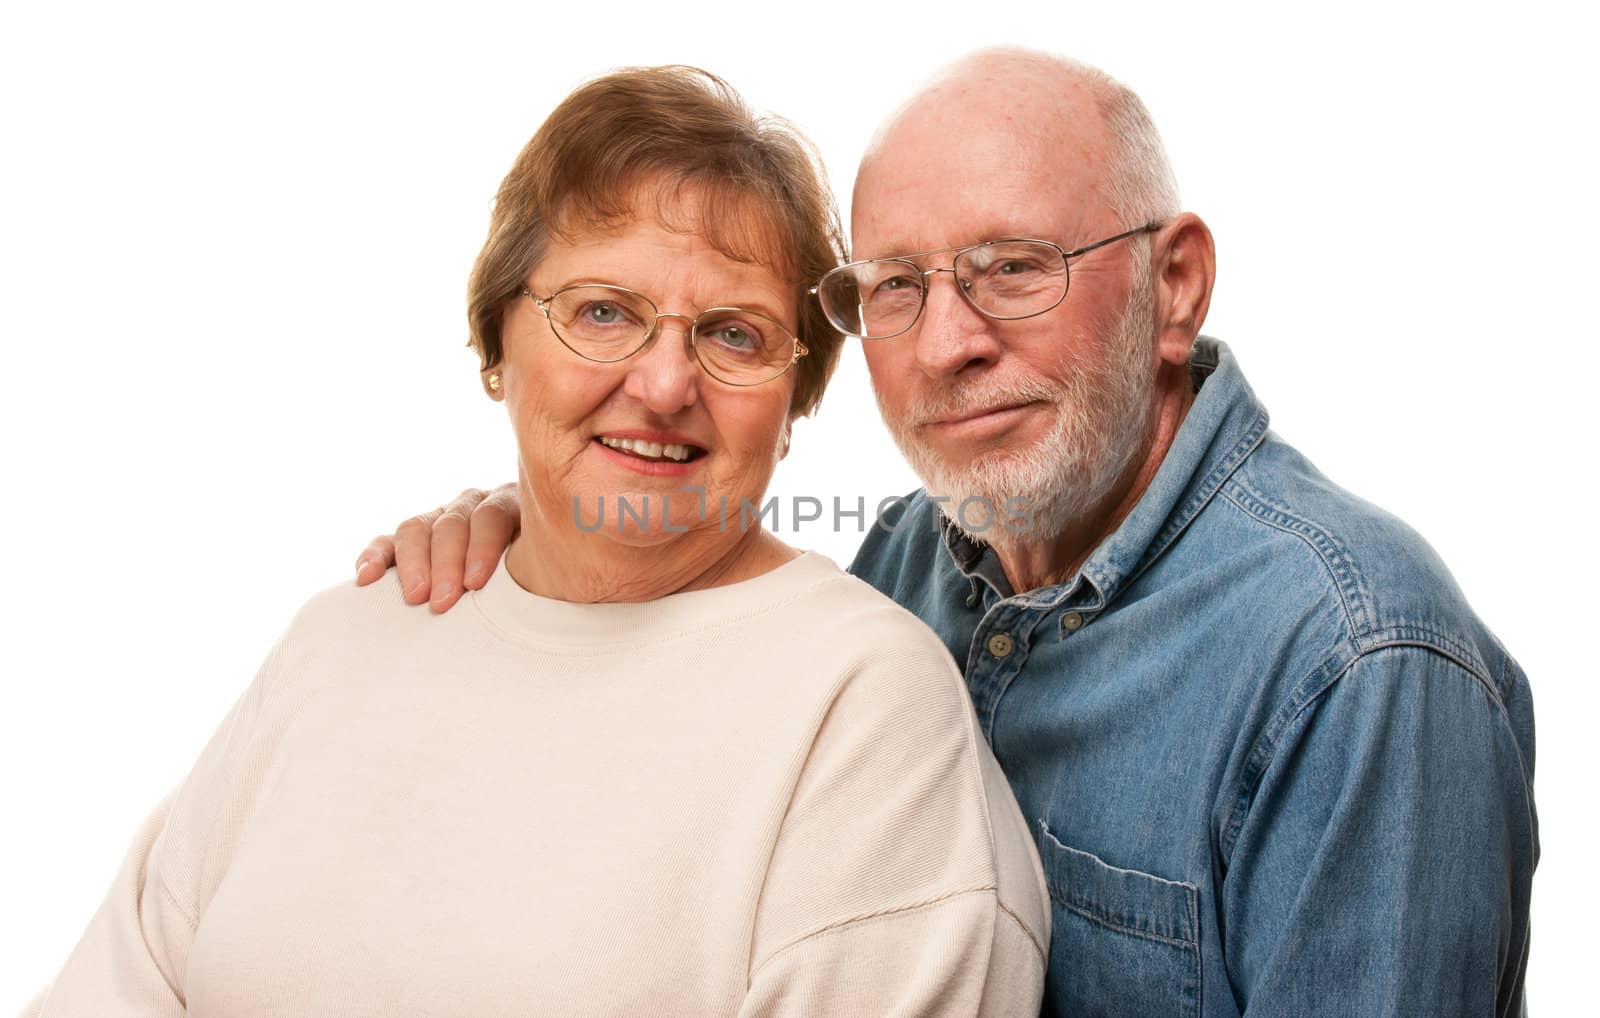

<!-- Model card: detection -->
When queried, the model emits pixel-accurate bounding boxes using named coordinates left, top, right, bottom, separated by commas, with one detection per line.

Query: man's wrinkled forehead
left=850, top=69, right=1113, bottom=258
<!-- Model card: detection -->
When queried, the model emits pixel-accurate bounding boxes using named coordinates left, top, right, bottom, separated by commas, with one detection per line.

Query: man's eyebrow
left=853, top=241, right=921, bottom=261
left=856, top=230, right=1050, bottom=262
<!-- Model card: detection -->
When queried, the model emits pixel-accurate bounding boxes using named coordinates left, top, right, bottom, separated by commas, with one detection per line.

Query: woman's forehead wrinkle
left=565, top=180, right=801, bottom=288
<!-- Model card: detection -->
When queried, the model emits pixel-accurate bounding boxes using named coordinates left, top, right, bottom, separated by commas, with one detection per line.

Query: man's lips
left=922, top=400, right=1045, bottom=431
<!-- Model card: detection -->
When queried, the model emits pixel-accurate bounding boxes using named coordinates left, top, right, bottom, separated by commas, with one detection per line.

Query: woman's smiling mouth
left=593, top=433, right=708, bottom=475
left=597, top=436, right=700, bottom=462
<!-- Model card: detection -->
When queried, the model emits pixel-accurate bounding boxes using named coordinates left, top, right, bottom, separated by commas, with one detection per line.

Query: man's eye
left=996, top=260, right=1039, bottom=275
left=875, top=275, right=920, bottom=294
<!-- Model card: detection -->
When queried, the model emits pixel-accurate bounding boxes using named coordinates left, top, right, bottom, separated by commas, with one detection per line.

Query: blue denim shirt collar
left=942, top=337, right=1271, bottom=606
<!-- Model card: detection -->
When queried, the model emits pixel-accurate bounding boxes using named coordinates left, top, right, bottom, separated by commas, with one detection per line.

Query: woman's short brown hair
left=467, top=66, right=846, bottom=417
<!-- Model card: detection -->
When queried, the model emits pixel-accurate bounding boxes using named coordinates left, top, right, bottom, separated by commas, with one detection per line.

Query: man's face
left=851, top=95, right=1160, bottom=544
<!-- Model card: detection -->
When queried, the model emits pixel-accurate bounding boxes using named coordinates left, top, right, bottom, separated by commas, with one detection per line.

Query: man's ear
left=1150, top=212, right=1216, bottom=366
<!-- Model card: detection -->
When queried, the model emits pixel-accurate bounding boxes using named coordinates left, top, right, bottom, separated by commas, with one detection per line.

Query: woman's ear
left=483, top=370, right=505, bottom=401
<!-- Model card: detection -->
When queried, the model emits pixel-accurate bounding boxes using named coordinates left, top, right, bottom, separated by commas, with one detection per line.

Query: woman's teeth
left=598, top=436, right=696, bottom=462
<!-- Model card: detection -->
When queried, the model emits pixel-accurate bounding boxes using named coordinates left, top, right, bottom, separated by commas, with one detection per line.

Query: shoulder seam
left=1357, top=629, right=1497, bottom=694
left=996, top=898, right=1049, bottom=963
left=1219, top=483, right=1494, bottom=678
left=156, top=869, right=200, bottom=932
left=1218, top=482, right=1370, bottom=639
left=1220, top=643, right=1517, bottom=861
left=750, top=885, right=1014, bottom=975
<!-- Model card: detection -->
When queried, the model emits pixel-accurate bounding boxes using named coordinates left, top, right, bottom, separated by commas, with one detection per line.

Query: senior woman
left=30, top=67, right=1046, bottom=1016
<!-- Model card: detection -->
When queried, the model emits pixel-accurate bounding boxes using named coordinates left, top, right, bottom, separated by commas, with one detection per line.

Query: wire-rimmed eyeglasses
left=811, top=223, right=1163, bottom=340
left=523, top=283, right=808, bottom=387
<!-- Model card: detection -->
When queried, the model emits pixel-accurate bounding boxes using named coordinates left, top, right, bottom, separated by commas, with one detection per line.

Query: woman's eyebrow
left=534, top=274, right=792, bottom=324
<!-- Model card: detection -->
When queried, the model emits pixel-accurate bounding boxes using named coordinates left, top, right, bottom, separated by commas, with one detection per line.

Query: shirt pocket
left=1038, top=823, right=1202, bottom=1018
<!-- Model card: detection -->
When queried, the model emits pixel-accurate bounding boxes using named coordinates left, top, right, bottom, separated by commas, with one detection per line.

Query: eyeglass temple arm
left=1062, top=222, right=1164, bottom=259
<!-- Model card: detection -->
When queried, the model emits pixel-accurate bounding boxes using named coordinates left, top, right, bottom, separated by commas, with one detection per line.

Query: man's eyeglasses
left=811, top=223, right=1163, bottom=340
left=523, top=284, right=808, bottom=387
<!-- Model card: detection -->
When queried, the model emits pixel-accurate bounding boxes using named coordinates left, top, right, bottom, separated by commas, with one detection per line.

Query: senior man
left=361, top=51, right=1536, bottom=1016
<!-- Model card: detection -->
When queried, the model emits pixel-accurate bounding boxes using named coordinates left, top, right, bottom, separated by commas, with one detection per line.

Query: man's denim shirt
left=851, top=338, right=1537, bottom=1018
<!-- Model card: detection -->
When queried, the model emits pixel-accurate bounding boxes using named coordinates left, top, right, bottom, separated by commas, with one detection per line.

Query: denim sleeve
left=1221, top=646, right=1536, bottom=1017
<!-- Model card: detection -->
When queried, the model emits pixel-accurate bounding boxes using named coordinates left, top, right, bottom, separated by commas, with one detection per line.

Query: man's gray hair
left=1054, top=58, right=1180, bottom=284
left=1086, top=68, right=1182, bottom=228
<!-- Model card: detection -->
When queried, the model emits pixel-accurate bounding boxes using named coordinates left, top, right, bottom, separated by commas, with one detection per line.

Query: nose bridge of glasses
left=921, top=264, right=975, bottom=293
left=643, top=310, right=698, bottom=346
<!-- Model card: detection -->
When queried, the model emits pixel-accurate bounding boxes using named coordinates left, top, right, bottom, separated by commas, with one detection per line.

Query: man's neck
left=992, top=365, right=1196, bottom=593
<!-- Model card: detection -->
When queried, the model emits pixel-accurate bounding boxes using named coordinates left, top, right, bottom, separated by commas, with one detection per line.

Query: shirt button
left=987, top=633, right=1014, bottom=658
left=1061, top=611, right=1085, bottom=633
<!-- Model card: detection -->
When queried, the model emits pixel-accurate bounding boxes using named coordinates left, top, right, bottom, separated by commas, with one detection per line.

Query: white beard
left=877, top=272, right=1159, bottom=549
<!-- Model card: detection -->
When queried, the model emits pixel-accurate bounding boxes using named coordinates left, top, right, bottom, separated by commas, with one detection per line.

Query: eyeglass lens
left=543, top=285, right=796, bottom=384
left=818, top=240, right=1069, bottom=339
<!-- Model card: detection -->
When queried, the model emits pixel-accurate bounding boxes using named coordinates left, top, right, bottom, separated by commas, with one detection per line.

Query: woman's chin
left=566, top=493, right=739, bottom=547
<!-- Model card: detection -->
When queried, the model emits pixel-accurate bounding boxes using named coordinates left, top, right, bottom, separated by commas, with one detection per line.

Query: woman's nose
left=622, top=315, right=700, bottom=413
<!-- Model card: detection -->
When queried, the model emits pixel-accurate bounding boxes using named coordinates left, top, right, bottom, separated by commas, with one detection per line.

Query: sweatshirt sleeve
left=31, top=629, right=293, bottom=1017
left=27, top=797, right=190, bottom=1016
left=738, top=635, right=1047, bottom=1017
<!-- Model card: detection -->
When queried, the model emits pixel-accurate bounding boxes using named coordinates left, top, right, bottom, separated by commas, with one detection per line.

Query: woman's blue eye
left=585, top=302, right=622, bottom=323
left=701, top=319, right=769, bottom=358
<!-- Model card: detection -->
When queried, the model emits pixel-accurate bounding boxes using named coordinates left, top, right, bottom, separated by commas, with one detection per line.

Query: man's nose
left=622, top=315, right=700, bottom=413
left=911, top=269, right=1003, bottom=377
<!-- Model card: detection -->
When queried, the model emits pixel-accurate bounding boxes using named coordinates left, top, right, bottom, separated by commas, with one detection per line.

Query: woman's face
left=494, top=195, right=799, bottom=547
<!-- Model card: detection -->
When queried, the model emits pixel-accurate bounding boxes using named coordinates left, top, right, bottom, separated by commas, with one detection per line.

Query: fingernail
left=405, top=574, right=425, bottom=597
left=356, top=558, right=374, bottom=578
left=431, top=581, right=457, bottom=604
left=464, top=560, right=486, bottom=585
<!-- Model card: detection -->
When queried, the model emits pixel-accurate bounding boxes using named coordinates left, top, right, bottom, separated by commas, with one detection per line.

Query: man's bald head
left=856, top=48, right=1178, bottom=242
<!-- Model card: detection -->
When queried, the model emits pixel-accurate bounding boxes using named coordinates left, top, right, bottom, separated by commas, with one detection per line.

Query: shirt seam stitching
left=156, top=870, right=200, bottom=931
left=1118, top=405, right=1271, bottom=597
left=1215, top=484, right=1495, bottom=679
left=1217, top=483, right=1368, bottom=639
left=1219, top=643, right=1526, bottom=861
left=1037, top=822, right=1200, bottom=946
left=750, top=885, right=1007, bottom=975
left=740, top=653, right=900, bottom=986
left=1054, top=897, right=1199, bottom=951
left=996, top=899, right=1048, bottom=963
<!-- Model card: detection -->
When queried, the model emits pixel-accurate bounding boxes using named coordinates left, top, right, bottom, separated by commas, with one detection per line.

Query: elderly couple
left=34, top=48, right=1535, bottom=1018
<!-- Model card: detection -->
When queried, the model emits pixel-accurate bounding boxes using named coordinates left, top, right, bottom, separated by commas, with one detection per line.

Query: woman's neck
left=505, top=518, right=798, bottom=604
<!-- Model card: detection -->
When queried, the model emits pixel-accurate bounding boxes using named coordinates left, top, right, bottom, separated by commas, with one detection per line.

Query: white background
left=3, top=0, right=1594, bottom=1008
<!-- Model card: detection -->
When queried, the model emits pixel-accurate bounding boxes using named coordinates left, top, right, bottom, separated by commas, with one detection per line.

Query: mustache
left=904, top=374, right=1063, bottom=428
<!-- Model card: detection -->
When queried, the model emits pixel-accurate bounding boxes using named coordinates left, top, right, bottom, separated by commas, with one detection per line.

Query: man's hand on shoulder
left=354, top=483, right=521, bottom=612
